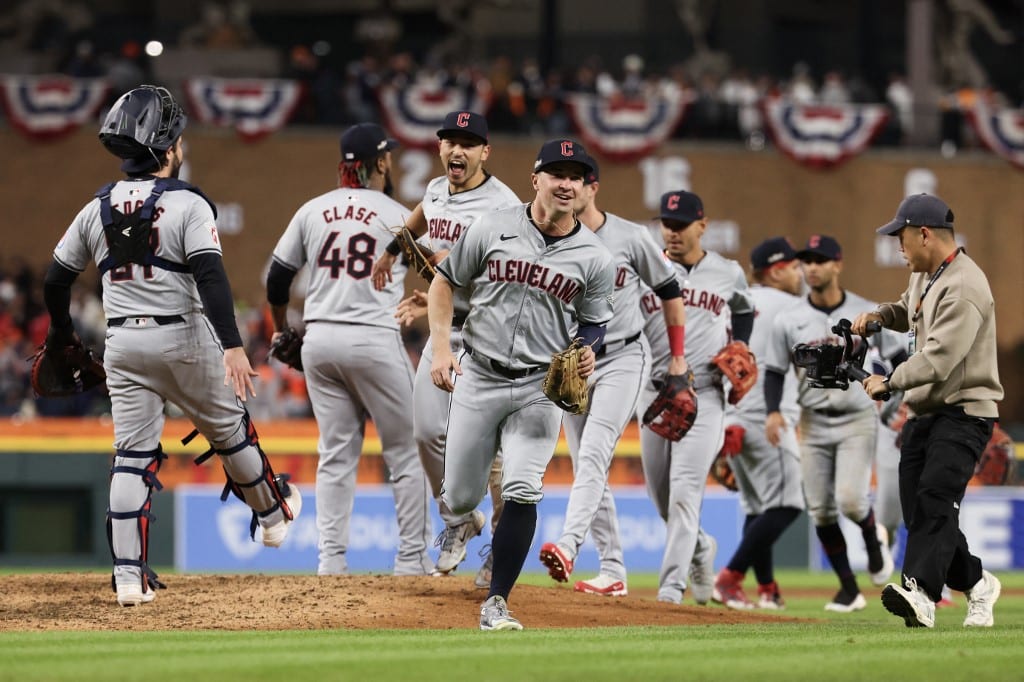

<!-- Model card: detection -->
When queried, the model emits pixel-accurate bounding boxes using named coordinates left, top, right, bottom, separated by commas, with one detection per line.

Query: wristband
left=385, top=238, right=401, bottom=256
left=668, top=324, right=685, bottom=357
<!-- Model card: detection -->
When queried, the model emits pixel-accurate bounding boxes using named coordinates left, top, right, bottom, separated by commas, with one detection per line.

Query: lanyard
left=913, top=247, right=963, bottom=321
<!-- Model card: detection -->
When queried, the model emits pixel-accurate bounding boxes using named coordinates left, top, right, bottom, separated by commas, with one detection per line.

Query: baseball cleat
left=868, top=526, right=895, bottom=587
left=116, top=583, right=156, bottom=607
left=479, top=595, right=523, bottom=631
left=881, top=579, right=934, bottom=627
left=757, top=581, right=785, bottom=610
left=434, top=510, right=486, bottom=574
left=474, top=545, right=493, bottom=589
left=262, top=477, right=303, bottom=548
left=963, top=570, right=1001, bottom=627
left=711, top=568, right=753, bottom=609
left=573, top=574, right=628, bottom=597
left=825, top=588, right=868, bottom=613
left=688, top=534, right=717, bottom=605
left=539, top=542, right=573, bottom=583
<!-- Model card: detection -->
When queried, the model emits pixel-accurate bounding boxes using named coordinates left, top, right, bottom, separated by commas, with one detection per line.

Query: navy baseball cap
left=796, top=235, right=842, bottom=262
left=340, top=123, right=399, bottom=162
left=436, top=111, right=488, bottom=144
left=582, top=153, right=600, bottom=185
left=534, top=138, right=593, bottom=175
left=659, top=190, right=704, bottom=223
left=751, top=237, right=797, bottom=269
left=877, top=193, right=955, bottom=235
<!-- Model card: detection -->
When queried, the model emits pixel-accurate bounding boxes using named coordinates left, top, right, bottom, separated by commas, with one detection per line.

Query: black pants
left=899, top=407, right=993, bottom=601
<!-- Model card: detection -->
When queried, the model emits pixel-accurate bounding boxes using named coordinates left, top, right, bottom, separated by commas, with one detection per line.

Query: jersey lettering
left=428, top=217, right=465, bottom=242
left=316, top=231, right=377, bottom=279
left=486, top=258, right=580, bottom=303
left=322, top=204, right=379, bottom=226
left=682, top=287, right=725, bottom=314
left=615, top=266, right=628, bottom=288
left=641, top=291, right=661, bottom=314
left=119, top=200, right=164, bottom=222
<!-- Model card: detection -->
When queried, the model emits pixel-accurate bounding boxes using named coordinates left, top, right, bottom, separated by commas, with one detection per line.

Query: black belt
left=595, top=332, right=641, bottom=358
left=812, top=408, right=846, bottom=418
left=463, top=342, right=546, bottom=379
left=107, top=315, right=185, bottom=328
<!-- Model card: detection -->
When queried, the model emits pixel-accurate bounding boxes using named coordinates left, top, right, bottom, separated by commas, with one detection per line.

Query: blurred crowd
left=1, top=1, right=1020, bottom=151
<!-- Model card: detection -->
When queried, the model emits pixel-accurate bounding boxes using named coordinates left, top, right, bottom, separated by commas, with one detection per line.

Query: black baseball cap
left=436, top=111, right=488, bottom=144
left=533, top=138, right=593, bottom=175
left=658, top=190, right=704, bottom=223
left=876, top=193, right=955, bottom=235
left=796, top=235, right=842, bottom=262
left=340, top=123, right=399, bottom=163
left=751, top=237, right=797, bottom=269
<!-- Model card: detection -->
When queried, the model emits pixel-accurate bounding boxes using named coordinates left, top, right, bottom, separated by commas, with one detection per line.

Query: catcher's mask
left=99, top=85, right=186, bottom=172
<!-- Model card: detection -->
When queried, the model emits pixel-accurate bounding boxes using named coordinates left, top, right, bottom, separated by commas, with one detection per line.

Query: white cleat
left=869, top=526, right=895, bottom=587
left=116, top=583, right=156, bottom=607
left=963, top=570, right=1001, bottom=627
left=262, top=479, right=303, bottom=548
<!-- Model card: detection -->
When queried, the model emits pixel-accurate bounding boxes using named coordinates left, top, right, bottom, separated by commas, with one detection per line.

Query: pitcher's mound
left=1, top=573, right=800, bottom=631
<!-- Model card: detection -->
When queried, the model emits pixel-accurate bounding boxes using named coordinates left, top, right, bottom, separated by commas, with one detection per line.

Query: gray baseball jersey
left=56, top=178, right=293, bottom=593
left=725, top=285, right=804, bottom=516
left=271, top=186, right=432, bottom=576
left=764, top=291, right=901, bottom=527
left=437, top=206, right=614, bottom=517
left=639, top=250, right=754, bottom=603
left=556, top=212, right=677, bottom=582
left=413, top=174, right=521, bottom=534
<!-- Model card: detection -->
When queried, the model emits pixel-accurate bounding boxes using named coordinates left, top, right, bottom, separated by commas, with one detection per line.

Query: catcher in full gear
left=45, top=84, right=301, bottom=607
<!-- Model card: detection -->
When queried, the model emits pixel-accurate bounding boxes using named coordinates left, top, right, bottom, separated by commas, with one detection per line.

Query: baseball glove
left=542, top=339, right=589, bottom=414
left=268, top=327, right=304, bottom=371
left=719, top=424, right=745, bottom=458
left=30, top=329, right=106, bottom=397
left=973, top=423, right=1014, bottom=486
left=395, top=225, right=436, bottom=280
left=642, top=371, right=698, bottom=442
left=711, top=340, right=758, bottom=405
left=710, top=453, right=738, bottom=491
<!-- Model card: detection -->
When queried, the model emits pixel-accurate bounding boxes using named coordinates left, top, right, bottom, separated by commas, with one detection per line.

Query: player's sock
left=816, top=522, right=859, bottom=595
left=749, top=507, right=802, bottom=584
left=855, top=509, right=884, bottom=573
left=487, top=500, right=537, bottom=601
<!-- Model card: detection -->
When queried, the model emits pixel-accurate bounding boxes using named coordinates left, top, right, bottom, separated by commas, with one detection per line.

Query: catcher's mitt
left=543, top=339, right=589, bottom=414
left=395, top=225, right=437, bottom=280
left=268, top=327, right=304, bottom=371
left=642, top=371, right=698, bottom=442
left=973, top=423, right=1014, bottom=486
left=30, top=330, right=106, bottom=397
left=710, top=452, right=738, bottom=491
left=711, top=341, right=758, bottom=405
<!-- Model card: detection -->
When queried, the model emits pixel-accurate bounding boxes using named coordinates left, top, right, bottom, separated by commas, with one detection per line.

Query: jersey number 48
left=317, top=231, right=376, bottom=280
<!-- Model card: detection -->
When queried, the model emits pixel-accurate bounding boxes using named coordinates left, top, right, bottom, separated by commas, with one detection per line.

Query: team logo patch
left=968, top=101, right=1024, bottom=170
left=184, top=77, right=301, bottom=142
left=761, top=97, right=888, bottom=168
left=0, top=75, right=109, bottom=141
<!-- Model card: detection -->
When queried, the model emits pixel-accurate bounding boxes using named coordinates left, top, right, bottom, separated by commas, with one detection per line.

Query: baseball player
left=427, top=139, right=614, bottom=631
left=43, top=85, right=301, bottom=606
left=538, top=155, right=688, bottom=597
left=371, top=111, right=521, bottom=584
left=763, top=235, right=901, bottom=612
left=266, top=122, right=432, bottom=576
left=638, top=190, right=756, bottom=606
left=711, top=237, right=805, bottom=610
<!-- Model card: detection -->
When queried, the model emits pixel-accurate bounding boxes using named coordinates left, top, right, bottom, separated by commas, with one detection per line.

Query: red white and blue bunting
left=565, top=92, right=688, bottom=162
left=184, top=77, right=301, bottom=142
left=761, top=98, right=889, bottom=168
left=377, top=81, right=490, bottom=148
left=0, top=74, right=108, bottom=141
left=968, top=102, right=1024, bottom=170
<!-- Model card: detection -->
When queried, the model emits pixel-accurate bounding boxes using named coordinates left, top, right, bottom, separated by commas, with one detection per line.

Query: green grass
left=3, top=570, right=1023, bottom=682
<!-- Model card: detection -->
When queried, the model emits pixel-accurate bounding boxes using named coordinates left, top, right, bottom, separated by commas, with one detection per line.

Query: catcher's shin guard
left=107, top=445, right=168, bottom=595
left=186, top=412, right=296, bottom=540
